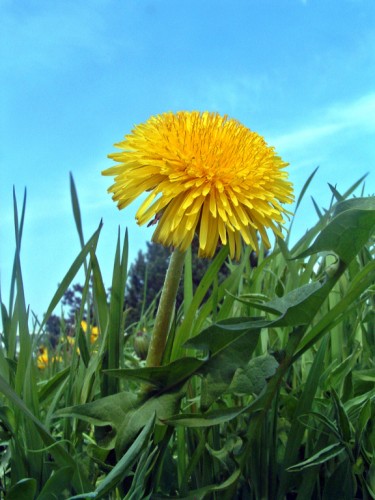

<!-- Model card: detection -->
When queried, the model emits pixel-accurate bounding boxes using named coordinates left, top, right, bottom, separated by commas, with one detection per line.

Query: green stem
left=145, top=248, right=186, bottom=367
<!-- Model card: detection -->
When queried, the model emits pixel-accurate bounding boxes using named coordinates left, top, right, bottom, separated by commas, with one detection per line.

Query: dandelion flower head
left=103, top=111, right=294, bottom=259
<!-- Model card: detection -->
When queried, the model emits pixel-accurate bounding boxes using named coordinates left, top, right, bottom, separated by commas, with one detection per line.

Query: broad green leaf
left=228, top=354, right=279, bottom=396
left=57, top=389, right=183, bottom=455
left=104, top=357, right=204, bottom=391
left=7, top=478, right=37, bottom=500
left=332, top=195, right=374, bottom=217
left=294, top=198, right=375, bottom=264
left=37, top=466, right=74, bottom=500
left=295, top=260, right=375, bottom=357
left=242, top=281, right=323, bottom=325
left=185, top=318, right=264, bottom=407
left=108, top=318, right=264, bottom=408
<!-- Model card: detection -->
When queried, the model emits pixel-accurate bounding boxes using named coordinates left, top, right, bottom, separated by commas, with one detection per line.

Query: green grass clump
left=0, top=171, right=374, bottom=499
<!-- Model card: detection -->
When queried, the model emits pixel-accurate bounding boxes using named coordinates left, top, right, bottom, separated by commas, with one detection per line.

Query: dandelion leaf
left=56, top=389, right=182, bottom=456
left=294, top=197, right=375, bottom=264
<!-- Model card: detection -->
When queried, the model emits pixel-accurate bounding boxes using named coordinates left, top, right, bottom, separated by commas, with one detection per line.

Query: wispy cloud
left=169, top=74, right=270, bottom=116
left=272, top=92, right=375, bottom=153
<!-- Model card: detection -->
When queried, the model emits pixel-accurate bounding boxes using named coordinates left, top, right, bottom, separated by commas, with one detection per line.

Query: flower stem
left=145, top=248, right=186, bottom=367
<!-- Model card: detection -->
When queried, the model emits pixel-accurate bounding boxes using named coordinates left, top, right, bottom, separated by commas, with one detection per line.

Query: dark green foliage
left=1, top=175, right=374, bottom=498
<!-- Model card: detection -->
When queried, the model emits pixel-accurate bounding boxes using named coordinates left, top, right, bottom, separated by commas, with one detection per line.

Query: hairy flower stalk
left=145, top=248, right=185, bottom=367
left=103, top=111, right=294, bottom=366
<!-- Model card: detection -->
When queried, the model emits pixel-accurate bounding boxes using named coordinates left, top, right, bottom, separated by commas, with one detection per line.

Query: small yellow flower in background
left=90, top=326, right=99, bottom=344
left=37, top=346, right=49, bottom=369
left=37, top=347, right=62, bottom=369
left=66, top=335, right=75, bottom=347
left=81, top=320, right=99, bottom=344
left=103, top=111, right=294, bottom=259
left=51, top=355, right=63, bottom=363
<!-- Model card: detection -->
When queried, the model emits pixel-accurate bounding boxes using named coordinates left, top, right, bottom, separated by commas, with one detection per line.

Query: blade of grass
left=37, top=222, right=102, bottom=335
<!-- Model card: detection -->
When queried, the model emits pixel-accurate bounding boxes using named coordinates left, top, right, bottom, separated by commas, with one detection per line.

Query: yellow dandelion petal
left=37, top=347, right=49, bottom=369
left=103, top=111, right=294, bottom=259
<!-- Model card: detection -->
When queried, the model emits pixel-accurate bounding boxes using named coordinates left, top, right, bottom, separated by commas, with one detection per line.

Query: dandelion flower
left=37, top=346, right=49, bottom=369
left=81, top=320, right=99, bottom=344
left=37, top=347, right=62, bottom=369
left=103, top=111, right=294, bottom=259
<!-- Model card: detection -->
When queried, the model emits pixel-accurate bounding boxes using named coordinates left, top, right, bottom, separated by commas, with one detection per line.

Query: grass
left=0, top=172, right=374, bottom=499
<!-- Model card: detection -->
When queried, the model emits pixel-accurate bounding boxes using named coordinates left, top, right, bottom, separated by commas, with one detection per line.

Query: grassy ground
left=1, top=172, right=374, bottom=499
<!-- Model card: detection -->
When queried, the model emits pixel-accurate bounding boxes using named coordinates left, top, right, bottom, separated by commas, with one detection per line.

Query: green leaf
left=70, top=414, right=156, bottom=499
left=322, top=457, right=355, bottom=500
left=6, top=478, right=37, bottom=500
left=70, top=172, right=85, bottom=250
left=164, top=406, right=248, bottom=428
left=287, top=442, right=345, bottom=472
left=228, top=354, right=279, bottom=396
left=206, top=436, right=242, bottom=472
left=123, top=444, right=158, bottom=500
left=331, top=389, right=353, bottom=443
left=355, top=399, right=372, bottom=446
left=328, top=183, right=345, bottom=202
left=294, top=197, right=375, bottom=264
left=91, top=252, right=109, bottom=335
left=331, top=195, right=374, bottom=217
left=295, top=260, right=375, bottom=357
left=37, top=466, right=74, bottom=500
left=244, top=281, right=323, bottom=326
left=279, top=337, right=330, bottom=494
left=38, top=222, right=102, bottom=334
left=172, top=468, right=241, bottom=500
left=105, top=228, right=128, bottom=395
left=57, top=389, right=183, bottom=455
left=0, top=374, right=91, bottom=493
left=38, top=366, right=70, bottom=404
left=104, top=357, right=204, bottom=391
left=286, top=167, right=319, bottom=244
left=171, top=245, right=229, bottom=358
left=185, top=317, right=264, bottom=407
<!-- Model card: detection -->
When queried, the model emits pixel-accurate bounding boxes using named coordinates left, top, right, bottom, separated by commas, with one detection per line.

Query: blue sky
left=1, top=0, right=374, bottom=319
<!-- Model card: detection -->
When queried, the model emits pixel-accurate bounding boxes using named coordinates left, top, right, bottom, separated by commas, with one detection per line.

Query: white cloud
left=169, top=74, right=270, bottom=117
left=271, top=92, right=375, bottom=153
